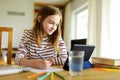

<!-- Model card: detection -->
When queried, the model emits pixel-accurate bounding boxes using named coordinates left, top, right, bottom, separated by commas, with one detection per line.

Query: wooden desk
left=0, top=66, right=120, bottom=80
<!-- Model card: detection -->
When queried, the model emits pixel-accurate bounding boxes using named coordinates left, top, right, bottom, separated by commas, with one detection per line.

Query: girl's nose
left=51, top=25, right=56, bottom=30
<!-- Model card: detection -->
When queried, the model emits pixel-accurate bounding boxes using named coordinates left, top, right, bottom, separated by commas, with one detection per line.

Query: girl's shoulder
left=24, top=29, right=34, bottom=34
left=23, top=29, right=34, bottom=38
left=24, top=28, right=32, bottom=32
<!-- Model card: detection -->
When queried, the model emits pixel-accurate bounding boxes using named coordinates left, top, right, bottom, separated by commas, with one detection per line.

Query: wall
left=0, top=0, right=33, bottom=48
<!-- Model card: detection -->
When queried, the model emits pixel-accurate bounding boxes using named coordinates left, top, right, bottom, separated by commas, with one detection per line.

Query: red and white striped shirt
left=15, top=29, right=68, bottom=65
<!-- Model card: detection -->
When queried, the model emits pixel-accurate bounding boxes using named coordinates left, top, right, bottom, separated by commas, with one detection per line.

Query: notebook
left=30, top=67, right=63, bottom=73
left=0, top=64, right=63, bottom=75
left=63, top=44, right=95, bottom=70
left=0, top=65, right=29, bottom=76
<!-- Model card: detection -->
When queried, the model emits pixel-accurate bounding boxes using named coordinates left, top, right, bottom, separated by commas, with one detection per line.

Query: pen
left=53, top=72, right=65, bottom=80
left=37, top=72, right=50, bottom=80
left=27, top=72, right=46, bottom=79
left=37, top=53, right=45, bottom=60
left=29, top=50, right=44, bottom=60
left=50, top=72, right=54, bottom=80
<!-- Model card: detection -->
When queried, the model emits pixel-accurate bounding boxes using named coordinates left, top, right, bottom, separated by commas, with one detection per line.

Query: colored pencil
left=50, top=72, right=54, bottom=80
left=53, top=72, right=65, bottom=80
left=27, top=72, right=46, bottom=79
left=37, top=72, right=50, bottom=80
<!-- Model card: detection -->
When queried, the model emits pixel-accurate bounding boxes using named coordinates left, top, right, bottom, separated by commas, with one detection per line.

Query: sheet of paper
left=30, top=67, right=63, bottom=73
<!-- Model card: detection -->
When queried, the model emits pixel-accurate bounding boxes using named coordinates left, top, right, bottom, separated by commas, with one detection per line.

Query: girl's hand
left=29, top=59, right=52, bottom=69
left=20, top=58, right=52, bottom=69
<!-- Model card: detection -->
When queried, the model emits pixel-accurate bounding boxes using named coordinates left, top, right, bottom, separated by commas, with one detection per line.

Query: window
left=75, top=8, right=88, bottom=39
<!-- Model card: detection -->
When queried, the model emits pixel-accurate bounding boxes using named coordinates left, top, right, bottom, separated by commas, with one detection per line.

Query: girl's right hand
left=30, top=59, right=52, bottom=69
left=20, top=58, right=52, bottom=69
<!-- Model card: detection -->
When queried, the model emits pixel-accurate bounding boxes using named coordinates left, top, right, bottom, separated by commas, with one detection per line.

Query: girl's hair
left=33, top=6, right=62, bottom=52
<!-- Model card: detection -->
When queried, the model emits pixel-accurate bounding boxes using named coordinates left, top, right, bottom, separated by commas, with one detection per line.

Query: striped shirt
left=15, top=29, right=68, bottom=65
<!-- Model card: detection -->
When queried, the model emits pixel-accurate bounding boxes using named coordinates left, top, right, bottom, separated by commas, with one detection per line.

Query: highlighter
left=53, top=72, right=65, bottom=79
left=37, top=72, right=50, bottom=80
left=27, top=72, right=46, bottom=79
left=50, top=72, right=54, bottom=80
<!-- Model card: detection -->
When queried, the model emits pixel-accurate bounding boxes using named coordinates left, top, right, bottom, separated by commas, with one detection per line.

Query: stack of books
left=91, top=57, right=120, bottom=69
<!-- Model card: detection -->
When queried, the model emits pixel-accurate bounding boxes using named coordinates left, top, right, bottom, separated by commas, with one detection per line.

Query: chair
left=0, top=27, right=13, bottom=64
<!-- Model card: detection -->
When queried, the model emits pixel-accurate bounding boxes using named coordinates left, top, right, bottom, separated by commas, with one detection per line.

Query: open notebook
left=30, top=67, right=63, bottom=73
left=0, top=65, right=25, bottom=75
left=0, top=64, right=63, bottom=75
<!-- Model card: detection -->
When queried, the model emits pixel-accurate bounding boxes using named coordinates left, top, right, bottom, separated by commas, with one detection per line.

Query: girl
left=15, top=6, right=68, bottom=69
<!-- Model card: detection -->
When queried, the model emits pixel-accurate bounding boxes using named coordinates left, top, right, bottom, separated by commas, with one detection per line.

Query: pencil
left=53, top=72, right=65, bottom=80
left=27, top=72, right=46, bottom=79
left=50, top=72, right=54, bottom=80
left=37, top=72, right=50, bottom=80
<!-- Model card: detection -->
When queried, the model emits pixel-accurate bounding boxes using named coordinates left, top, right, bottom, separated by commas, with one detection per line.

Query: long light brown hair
left=33, top=6, right=62, bottom=52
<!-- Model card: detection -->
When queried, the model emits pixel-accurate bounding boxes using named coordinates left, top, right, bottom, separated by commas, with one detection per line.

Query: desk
left=0, top=66, right=120, bottom=80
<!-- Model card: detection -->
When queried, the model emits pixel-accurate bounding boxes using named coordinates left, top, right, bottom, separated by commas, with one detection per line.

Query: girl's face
left=42, top=15, right=60, bottom=37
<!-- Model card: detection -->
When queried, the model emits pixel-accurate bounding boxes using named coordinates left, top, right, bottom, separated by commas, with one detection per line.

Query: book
left=92, top=57, right=120, bottom=66
left=92, top=63, right=120, bottom=69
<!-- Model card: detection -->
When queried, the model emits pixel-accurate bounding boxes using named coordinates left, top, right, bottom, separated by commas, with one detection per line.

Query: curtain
left=109, top=0, right=120, bottom=58
left=87, top=0, right=102, bottom=57
left=88, top=0, right=120, bottom=59
left=100, top=0, right=111, bottom=58
left=63, top=2, right=72, bottom=51
left=101, top=0, right=120, bottom=58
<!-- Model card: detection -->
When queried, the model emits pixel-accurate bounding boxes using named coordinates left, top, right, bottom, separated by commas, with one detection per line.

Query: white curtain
left=109, top=0, right=120, bottom=58
left=100, top=0, right=111, bottom=58
left=88, top=0, right=120, bottom=59
left=63, top=2, right=72, bottom=51
left=87, top=0, right=102, bottom=57
left=101, top=0, right=120, bottom=58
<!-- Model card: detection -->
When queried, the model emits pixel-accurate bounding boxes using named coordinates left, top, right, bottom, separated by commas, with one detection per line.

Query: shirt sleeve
left=14, top=30, right=29, bottom=65
left=52, top=36, right=68, bottom=65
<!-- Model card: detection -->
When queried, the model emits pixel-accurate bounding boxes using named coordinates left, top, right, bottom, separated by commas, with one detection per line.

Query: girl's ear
left=38, top=16, right=42, bottom=22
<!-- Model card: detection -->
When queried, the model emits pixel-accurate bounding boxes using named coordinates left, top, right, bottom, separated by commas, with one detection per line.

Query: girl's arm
left=49, top=37, right=68, bottom=65
left=19, top=58, right=52, bottom=69
left=14, top=30, right=51, bottom=69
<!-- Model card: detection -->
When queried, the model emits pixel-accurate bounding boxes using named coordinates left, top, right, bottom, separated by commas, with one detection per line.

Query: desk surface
left=0, top=66, right=120, bottom=80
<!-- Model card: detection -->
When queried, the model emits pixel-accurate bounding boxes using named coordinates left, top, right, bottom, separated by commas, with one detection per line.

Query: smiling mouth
left=48, top=29, right=53, bottom=34
left=49, top=29, right=53, bottom=32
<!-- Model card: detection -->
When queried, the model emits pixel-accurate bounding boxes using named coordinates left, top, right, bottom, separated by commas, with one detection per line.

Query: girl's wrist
left=20, top=58, right=31, bottom=67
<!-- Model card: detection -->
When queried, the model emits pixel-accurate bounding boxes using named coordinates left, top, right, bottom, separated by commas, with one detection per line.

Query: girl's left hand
left=45, top=60, right=52, bottom=68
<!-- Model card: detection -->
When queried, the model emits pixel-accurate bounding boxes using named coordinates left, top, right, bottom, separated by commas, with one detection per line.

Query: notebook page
left=0, top=65, right=29, bottom=75
left=30, top=67, right=63, bottom=73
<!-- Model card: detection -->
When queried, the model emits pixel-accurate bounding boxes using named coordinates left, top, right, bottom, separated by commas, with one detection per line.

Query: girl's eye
left=49, top=21, right=54, bottom=24
left=49, top=20, right=59, bottom=26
